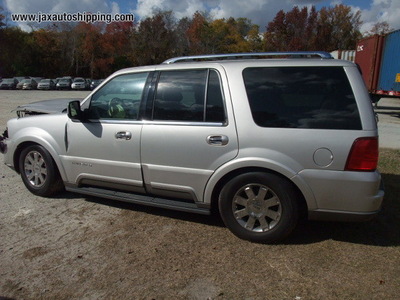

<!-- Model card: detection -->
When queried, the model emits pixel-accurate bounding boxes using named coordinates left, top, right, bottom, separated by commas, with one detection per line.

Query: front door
left=62, top=72, right=149, bottom=193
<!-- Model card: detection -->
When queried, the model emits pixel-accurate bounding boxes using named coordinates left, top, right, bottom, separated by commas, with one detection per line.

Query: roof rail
left=163, top=51, right=333, bottom=64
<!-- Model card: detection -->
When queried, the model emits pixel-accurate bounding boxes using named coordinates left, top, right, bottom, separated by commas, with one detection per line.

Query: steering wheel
left=108, top=97, right=126, bottom=118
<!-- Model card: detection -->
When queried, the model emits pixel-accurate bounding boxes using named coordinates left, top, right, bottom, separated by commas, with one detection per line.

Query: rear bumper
left=298, top=169, right=384, bottom=221
left=308, top=189, right=384, bottom=222
left=308, top=209, right=381, bottom=222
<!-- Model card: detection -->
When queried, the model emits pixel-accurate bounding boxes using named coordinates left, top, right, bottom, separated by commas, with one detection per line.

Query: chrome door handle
left=115, top=131, right=132, bottom=140
left=207, top=135, right=228, bottom=146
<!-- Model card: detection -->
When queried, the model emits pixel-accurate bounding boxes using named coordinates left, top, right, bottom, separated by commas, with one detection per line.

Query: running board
left=66, top=186, right=211, bottom=215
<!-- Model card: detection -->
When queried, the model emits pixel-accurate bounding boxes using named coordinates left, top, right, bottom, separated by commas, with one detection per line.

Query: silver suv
left=0, top=52, right=384, bottom=243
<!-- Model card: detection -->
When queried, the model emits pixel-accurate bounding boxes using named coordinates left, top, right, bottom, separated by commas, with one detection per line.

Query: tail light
left=345, top=137, right=378, bottom=171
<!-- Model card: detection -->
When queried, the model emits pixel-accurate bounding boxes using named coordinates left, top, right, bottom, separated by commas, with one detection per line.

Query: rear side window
left=153, top=69, right=225, bottom=123
left=243, top=67, right=362, bottom=129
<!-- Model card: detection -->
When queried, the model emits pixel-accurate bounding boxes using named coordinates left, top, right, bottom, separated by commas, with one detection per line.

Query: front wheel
left=219, top=172, right=299, bottom=243
left=19, top=145, right=64, bottom=197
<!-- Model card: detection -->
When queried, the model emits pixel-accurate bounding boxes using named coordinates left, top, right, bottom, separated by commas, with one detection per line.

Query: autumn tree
left=131, top=11, right=178, bottom=65
left=365, top=21, right=393, bottom=36
left=264, top=6, right=318, bottom=51
left=32, top=29, right=64, bottom=77
left=104, top=21, right=135, bottom=72
left=186, top=13, right=261, bottom=54
left=246, top=24, right=263, bottom=52
left=265, top=5, right=362, bottom=52
left=316, top=4, right=362, bottom=51
left=174, top=17, right=191, bottom=56
left=209, top=17, right=257, bottom=53
left=0, top=27, right=43, bottom=76
left=186, top=11, right=213, bottom=54
left=1, top=7, right=368, bottom=78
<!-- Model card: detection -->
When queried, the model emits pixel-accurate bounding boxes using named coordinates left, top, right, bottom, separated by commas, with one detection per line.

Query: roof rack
left=163, top=51, right=333, bottom=64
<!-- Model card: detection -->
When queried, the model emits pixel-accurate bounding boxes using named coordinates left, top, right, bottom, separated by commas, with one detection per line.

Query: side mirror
left=67, top=100, right=83, bottom=121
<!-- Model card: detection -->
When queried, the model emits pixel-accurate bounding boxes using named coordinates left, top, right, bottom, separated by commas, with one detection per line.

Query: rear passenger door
left=140, top=68, right=238, bottom=203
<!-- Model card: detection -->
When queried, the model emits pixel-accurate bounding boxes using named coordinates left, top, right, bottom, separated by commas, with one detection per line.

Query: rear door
left=140, top=68, right=238, bottom=203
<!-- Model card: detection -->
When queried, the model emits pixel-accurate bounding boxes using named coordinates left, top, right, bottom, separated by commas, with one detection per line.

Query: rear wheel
left=19, top=145, right=64, bottom=197
left=219, top=172, right=299, bottom=243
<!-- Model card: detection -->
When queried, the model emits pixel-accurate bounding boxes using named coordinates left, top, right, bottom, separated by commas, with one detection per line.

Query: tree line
left=0, top=4, right=392, bottom=79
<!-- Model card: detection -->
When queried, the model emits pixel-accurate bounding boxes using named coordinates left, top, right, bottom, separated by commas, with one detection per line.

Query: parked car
left=0, top=78, right=18, bottom=89
left=85, top=79, right=92, bottom=89
left=22, top=79, right=38, bottom=90
left=37, top=79, right=56, bottom=90
left=0, top=52, right=384, bottom=243
left=16, top=79, right=28, bottom=90
left=90, top=79, right=104, bottom=90
left=71, top=77, right=87, bottom=90
left=56, top=78, right=72, bottom=90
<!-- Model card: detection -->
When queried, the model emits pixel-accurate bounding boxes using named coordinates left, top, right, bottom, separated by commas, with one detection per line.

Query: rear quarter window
left=243, top=67, right=362, bottom=130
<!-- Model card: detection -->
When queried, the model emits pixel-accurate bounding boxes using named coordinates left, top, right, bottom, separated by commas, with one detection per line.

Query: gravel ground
left=0, top=90, right=399, bottom=300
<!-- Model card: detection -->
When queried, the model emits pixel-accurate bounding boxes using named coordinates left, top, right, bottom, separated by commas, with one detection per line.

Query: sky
left=2, top=0, right=400, bottom=34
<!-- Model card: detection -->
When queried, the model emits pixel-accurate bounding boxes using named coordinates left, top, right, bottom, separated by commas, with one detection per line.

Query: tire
left=219, top=172, right=299, bottom=243
left=19, top=145, right=64, bottom=197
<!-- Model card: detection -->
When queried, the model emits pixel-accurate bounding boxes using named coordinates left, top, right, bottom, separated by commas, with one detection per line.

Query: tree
left=131, top=11, right=178, bottom=65
left=365, top=21, right=393, bottom=36
left=186, top=14, right=260, bottom=54
left=264, top=6, right=318, bottom=51
left=32, top=29, right=63, bottom=77
left=316, top=4, right=362, bottom=50
left=103, top=21, right=134, bottom=75
left=174, top=17, right=191, bottom=56
left=246, top=24, right=262, bottom=52
left=186, top=11, right=212, bottom=54
left=265, top=5, right=362, bottom=52
left=214, top=17, right=257, bottom=53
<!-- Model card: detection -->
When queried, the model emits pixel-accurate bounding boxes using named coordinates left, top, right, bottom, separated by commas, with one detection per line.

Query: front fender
left=9, top=122, right=68, bottom=181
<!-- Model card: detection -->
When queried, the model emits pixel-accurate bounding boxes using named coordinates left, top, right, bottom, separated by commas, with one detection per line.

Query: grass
left=379, top=148, right=400, bottom=175
left=379, top=149, right=400, bottom=207
left=376, top=148, right=400, bottom=245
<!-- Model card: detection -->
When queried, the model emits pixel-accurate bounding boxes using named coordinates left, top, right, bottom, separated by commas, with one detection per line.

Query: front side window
left=152, top=69, right=225, bottom=123
left=88, top=72, right=149, bottom=120
left=243, top=67, right=362, bottom=130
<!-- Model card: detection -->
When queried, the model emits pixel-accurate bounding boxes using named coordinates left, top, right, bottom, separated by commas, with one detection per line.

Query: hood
left=14, top=98, right=83, bottom=117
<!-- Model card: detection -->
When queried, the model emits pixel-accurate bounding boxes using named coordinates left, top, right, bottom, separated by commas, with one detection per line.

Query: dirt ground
left=0, top=90, right=399, bottom=300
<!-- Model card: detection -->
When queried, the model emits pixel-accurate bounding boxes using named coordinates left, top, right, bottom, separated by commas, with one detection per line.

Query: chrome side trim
left=88, top=119, right=227, bottom=127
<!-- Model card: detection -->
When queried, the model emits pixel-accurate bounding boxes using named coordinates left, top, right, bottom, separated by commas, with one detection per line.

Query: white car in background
left=71, top=77, right=87, bottom=90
